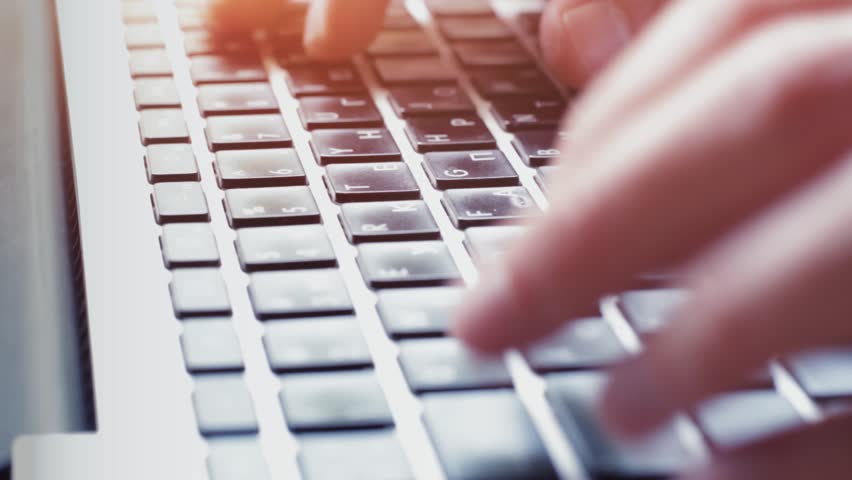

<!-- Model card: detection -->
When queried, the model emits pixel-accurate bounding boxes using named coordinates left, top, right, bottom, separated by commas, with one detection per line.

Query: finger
left=303, top=0, right=391, bottom=59
left=208, top=0, right=305, bottom=33
left=540, top=0, right=666, bottom=87
left=686, top=414, right=852, bottom=480
left=451, top=9, right=852, bottom=354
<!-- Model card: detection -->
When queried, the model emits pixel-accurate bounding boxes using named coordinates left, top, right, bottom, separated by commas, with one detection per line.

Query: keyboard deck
left=117, top=0, right=850, bottom=478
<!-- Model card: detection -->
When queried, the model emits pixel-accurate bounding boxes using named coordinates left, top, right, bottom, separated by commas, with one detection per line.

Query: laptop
left=4, top=0, right=842, bottom=479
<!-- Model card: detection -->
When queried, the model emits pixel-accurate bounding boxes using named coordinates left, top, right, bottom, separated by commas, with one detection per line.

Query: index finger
left=304, top=0, right=392, bottom=59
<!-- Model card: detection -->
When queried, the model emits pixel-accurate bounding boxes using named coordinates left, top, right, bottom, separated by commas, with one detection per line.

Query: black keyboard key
left=125, top=24, right=164, bottom=49
left=249, top=269, right=353, bottom=318
left=464, top=225, right=525, bottom=263
left=443, top=187, right=541, bottom=229
left=161, top=223, right=220, bottom=267
left=788, top=347, right=852, bottom=400
left=405, top=116, right=497, bottom=153
left=438, top=17, right=514, bottom=41
left=422, top=390, right=558, bottom=480
left=134, top=78, right=180, bottom=109
left=184, top=31, right=253, bottom=56
left=373, top=56, right=457, bottom=85
left=193, top=374, right=258, bottom=435
left=423, top=150, right=518, bottom=189
left=215, top=148, right=306, bottom=188
left=145, top=144, right=199, bottom=183
left=311, top=128, right=401, bottom=164
left=205, top=114, right=292, bottom=151
left=388, top=84, right=475, bottom=118
left=208, top=437, right=270, bottom=480
left=181, top=319, right=244, bottom=373
left=470, top=68, right=560, bottom=98
left=325, top=163, right=419, bottom=203
left=190, top=55, right=267, bottom=84
left=547, top=371, right=697, bottom=479
left=517, top=12, right=542, bottom=35
left=536, top=165, right=560, bottom=193
left=264, top=317, right=371, bottom=371
left=424, top=0, right=494, bottom=17
left=197, top=83, right=278, bottom=116
left=525, top=318, right=627, bottom=373
left=224, top=186, right=320, bottom=227
left=695, top=390, right=803, bottom=450
left=286, top=65, right=365, bottom=96
left=152, top=182, right=209, bottom=224
left=357, top=241, right=461, bottom=288
left=367, top=30, right=437, bottom=56
left=340, top=200, right=439, bottom=243
left=398, top=338, right=512, bottom=392
left=139, top=109, right=190, bottom=145
left=618, top=289, right=690, bottom=335
left=170, top=268, right=232, bottom=317
left=376, top=286, right=464, bottom=338
left=299, top=431, right=413, bottom=480
left=454, top=41, right=533, bottom=68
left=129, top=49, right=173, bottom=78
left=236, top=225, right=336, bottom=271
left=298, top=96, right=383, bottom=129
left=512, top=130, right=569, bottom=166
left=492, top=97, right=566, bottom=131
left=279, top=370, right=393, bottom=431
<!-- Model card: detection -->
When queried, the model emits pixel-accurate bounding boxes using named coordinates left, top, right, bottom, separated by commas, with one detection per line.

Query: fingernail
left=561, top=0, right=631, bottom=74
left=450, top=266, right=516, bottom=353
left=600, top=358, right=671, bottom=437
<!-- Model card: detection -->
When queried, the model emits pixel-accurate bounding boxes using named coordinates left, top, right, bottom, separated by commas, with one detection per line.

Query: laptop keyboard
left=117, top=0, right=850, bottom=478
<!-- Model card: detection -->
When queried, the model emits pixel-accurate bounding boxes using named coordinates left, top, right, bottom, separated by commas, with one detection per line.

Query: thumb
left=541, top=0, right=665, bottom=87
left=304, top=0, right=391, bottom=59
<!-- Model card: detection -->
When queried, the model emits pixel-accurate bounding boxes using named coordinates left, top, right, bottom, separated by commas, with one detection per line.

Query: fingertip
left=304, top=0, right=388, bottom=60
left=600, top=356, right=673, bottom=437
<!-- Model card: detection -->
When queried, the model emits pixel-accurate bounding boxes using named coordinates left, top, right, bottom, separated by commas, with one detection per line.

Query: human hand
left=450, top=0, right=852, bottom=478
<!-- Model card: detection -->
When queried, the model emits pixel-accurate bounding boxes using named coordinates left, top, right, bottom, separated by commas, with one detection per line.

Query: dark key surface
left=422, top=390, right=558, bottom=480
left=286, top=65, right=365, bottom=96
left=367, top=30, right=437, bottom=56
left=325, top=163, right=420, bottom=203
left=512, top=130, right=569, bottom=166
left=197, top=83, right=279, bottom=116
left=134, top=78, right=181, bottom=109
left=299, top=430, right=413, bottom=480
left=190, top=55, right=267, bottom=84
left=183, top=31, right=254, bottom=56
left=454, top=41, right=533, bottom=68
left=298, top=96, right=383, bottom=129
left=695, top=390, right=803, bottom=450
left=398, top=338, right=511, bottom=392
left=145, top=144, right=199, bottom=183
left=224, top=186, right=320, bottom=227
left=388, top=84, right=475, bottom=118
left=340, top=200, right=440, bottom=243
left=536, top=165, right=560, bottom=193
left=205, top=114, right=292, bottom=151
left=788, top=347, right=852, bottom=400
left=264, top=317, right=371, bottom=371
left=423, top=150, right=519, bottom=189
left=376, top=286, right=464, bottom=338
left=517, top=12, right=542, bottom=35
left=161, top=223, right=220, bottom=268
left=236, top=225, right=336, bottom=271
left=181, top=319, right=244, bottom=373
left=193, top=374, right=258, bottom=435
left=129, top=49, right=173, bottom=78
left=152, top=182, right=209, bottom=224
left=208, top=437, right=270, bottom=480
left=139, top=109, right=190, bottom=145
left=170, top=268, right=232, bottom=317
left=443, top=187, right=541, bottom=228
left=311, top=128, right=401, bottom=164
left=405, top=116, right=497, bottom=153
left=525, top=318, right=628, bottom=373
left=438, top=17, right=514, bottom=41
left=125, top=24, right=164, bottom=49
left=357, top=241, right=460, bottom=288
left=470, top=68, right=560, bottom=98
left=491, top=97, right=566, bottom=131
left=279, top=370, right=393, bottom=431
left=547, top=371, right=698, bottom=479
left=249, top=269, right=353, bottom=318
left=215, top=148, right=306, bottom=188
left=424, top=0, right=494, bottom=17
left=618, top=289, right=690, bottom=335
left=373, top=56, right=457, bottom=85
left=464, top=225, right=525, bottom=264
